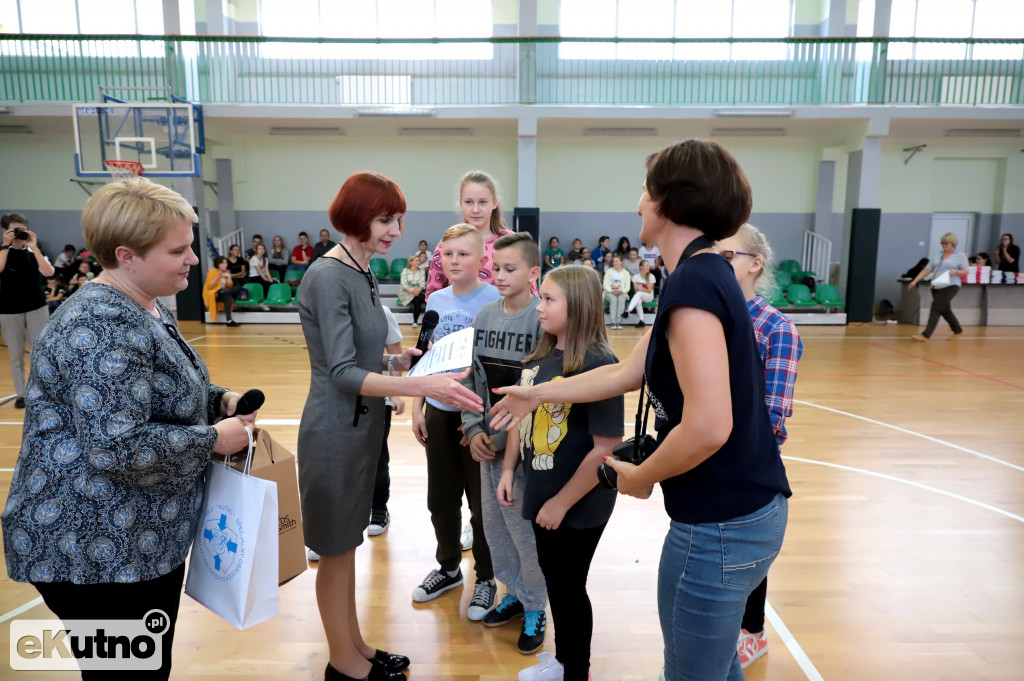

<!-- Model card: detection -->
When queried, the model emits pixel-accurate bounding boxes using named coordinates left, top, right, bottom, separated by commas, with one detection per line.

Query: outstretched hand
left=419, top=368, right=482, bottom=412
left=489, top=385, right=541, bottom=431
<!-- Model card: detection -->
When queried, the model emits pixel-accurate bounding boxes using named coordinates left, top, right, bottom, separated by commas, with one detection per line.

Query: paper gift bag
left=186, top=429, right=279, bottom=630
left=216, top=429, right=306, bottom=584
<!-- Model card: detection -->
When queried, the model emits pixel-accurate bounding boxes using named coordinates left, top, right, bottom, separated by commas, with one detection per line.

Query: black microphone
left=234, top=389, right=265, bottom=416
left=411, top=310, right=440, bottom=367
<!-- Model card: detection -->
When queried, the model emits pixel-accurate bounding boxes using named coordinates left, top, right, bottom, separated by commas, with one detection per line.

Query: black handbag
left=597, top=374, right=658, bottom=490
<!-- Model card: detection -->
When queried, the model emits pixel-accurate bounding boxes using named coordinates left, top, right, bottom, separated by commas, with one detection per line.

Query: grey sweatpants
left=480, top=454, right=548, bottom=611
left=0, top=305, right=48, bottom=396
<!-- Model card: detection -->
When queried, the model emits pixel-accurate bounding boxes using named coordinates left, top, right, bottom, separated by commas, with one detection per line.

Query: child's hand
left=470, top=432, right=496, bottom=462
left=535, top=498, right=569, bottom=530
left=489, top=386, right=540, bottom=431
left=412, top=410, right=429, bottom=447
left=497, top=471, right=516, bottom=507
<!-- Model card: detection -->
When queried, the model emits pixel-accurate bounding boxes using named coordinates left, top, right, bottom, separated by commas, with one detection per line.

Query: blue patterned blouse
left=2, top=283, right=225, bottom=584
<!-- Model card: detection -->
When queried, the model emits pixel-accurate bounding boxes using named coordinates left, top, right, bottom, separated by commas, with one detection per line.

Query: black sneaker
left=467, top=578, right=496, bottom=621
left=411, top=568, right=463, bottom=602
left=621, top=310, right=629, bottom=319
left=482, top=593, right=524, bottom=628
left=518, top=610, right=547, bottom=654
left=367, top=509, right=389, bottom=536
left=635, top=320, right=646, bottom=328
left=14, top=396, right=25, bottom=409
left=226, top=320, right=242, bottom=327
left=368, top=649, right=410, bottom=673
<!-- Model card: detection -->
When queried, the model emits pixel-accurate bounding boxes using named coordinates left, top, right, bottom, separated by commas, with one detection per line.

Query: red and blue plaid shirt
left=747, top=295, right=803, bottom=445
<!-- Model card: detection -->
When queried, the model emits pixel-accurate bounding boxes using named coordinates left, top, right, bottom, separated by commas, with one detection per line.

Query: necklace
left=339, top=242, right=379, bottom=307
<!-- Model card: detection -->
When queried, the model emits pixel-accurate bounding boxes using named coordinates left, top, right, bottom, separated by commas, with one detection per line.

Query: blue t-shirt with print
left=425, top=282, right=501, bottom=410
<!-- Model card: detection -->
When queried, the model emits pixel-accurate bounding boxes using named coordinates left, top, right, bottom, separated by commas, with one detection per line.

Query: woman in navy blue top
left=1, top=178, right=255, bottom=680
left=490, top=140, right=791, bottom=681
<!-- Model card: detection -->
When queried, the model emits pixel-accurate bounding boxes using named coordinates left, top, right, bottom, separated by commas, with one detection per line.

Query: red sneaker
left=737, top=629, right=768, bottom=668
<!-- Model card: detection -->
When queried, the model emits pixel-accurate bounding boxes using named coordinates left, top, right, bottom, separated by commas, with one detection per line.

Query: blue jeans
left=658, top=494, right=788, bottom=681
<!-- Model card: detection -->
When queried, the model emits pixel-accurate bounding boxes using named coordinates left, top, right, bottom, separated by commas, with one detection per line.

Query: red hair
left=328, top=171, right=406, bottom=240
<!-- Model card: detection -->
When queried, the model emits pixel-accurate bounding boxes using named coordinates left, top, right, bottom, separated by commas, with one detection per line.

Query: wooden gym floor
left=1, top=322, right=1022, bottom=680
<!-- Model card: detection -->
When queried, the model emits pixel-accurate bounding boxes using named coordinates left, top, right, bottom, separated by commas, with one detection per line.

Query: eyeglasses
left=718, top=250, right=756, bottom=262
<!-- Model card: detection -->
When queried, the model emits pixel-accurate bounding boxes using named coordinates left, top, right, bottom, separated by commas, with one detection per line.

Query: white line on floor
left=795, top=399, right=1024, bottom=473
left=0, top=422, right=24, bottom=426
left=765, top=601, right=825, bottom=681
left=0, top=468, right=14, bottom=472
left=0, top=597, right=43, bottom=625
left=184, top=335, right=205, bottom=343
left=782, top=455, right=1024, bottom=524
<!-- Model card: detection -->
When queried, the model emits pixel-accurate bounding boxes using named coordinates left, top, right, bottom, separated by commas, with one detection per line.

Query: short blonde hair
left=82, top=178, right=198, bottom=269
left=440, top=223, right=484, bottom=254
left=940, top=232, right=958, bottom=247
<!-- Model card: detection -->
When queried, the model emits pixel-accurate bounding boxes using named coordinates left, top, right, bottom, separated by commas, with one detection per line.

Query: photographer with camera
left=1, top=213, right=54, bottom=409
left=490, top=140, right=791, bottom=681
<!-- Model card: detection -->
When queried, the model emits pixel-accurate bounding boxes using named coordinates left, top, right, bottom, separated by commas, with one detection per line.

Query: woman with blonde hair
left=398, top=253, right=427, bottom=326
left=2, top=178, right=255, bottom=680
left=907, top=231, right=969, bottom=341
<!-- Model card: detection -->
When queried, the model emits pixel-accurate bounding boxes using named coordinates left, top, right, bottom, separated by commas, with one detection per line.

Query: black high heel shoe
left=369, top=649, right=410, bottom=673
left=367, top=662, right=407, bottom=680
left=324, top=662, right=369, bottom=681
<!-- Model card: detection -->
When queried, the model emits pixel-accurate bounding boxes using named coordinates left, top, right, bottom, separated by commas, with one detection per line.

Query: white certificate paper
left=406, top=327, right=475, bottom=377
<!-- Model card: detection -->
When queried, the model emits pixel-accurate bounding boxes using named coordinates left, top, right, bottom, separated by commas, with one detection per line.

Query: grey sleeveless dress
left=297, top=256, right=387, bottom=555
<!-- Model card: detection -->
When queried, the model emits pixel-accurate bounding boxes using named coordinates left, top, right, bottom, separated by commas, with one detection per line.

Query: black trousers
left=371, top=406, right=392, bottom=511
left=32, top=562, right=186, bottom=680
left=410, top=292, right=426, bottom=324
left=742, top=576, right=768, bottom=633
left=215, top=285, right=247, bottom=321
left=533, top=521, right=607, bottom=681
left=424, top=403, right=492, bottom=580
left=923, top=286, right=962, bottom=338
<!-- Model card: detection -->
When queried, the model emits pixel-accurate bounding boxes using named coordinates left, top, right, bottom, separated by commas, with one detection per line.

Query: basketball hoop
left=105, top=159, right=144, bottom=179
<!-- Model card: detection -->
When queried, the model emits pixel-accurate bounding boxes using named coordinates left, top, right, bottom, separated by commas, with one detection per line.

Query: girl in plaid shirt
left=716, top=223, right=803, bottom=669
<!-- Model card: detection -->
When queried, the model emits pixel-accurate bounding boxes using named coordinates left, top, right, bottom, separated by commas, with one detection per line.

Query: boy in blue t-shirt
left=411, top=224, right=501, bottom=619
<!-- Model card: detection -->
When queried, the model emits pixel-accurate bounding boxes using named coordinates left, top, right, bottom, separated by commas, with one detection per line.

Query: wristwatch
left=387, top=354, right=396, bottom=374
left=0, top=245, right=10, bottom=251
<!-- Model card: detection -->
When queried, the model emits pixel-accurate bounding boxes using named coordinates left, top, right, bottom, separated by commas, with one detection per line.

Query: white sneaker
left=306, top=548, right=320, bottom=561
left=461, top=522, right=473, bottom=551
left=518, top=652, right=563, bottom=681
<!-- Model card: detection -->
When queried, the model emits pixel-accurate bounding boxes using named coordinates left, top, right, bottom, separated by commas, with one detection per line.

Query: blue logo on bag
left=199, top=504, right=245, bottom=581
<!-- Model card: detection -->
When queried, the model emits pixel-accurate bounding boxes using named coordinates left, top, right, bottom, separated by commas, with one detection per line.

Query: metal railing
left=1, top=35, right=1022, bottom=106
left=802, top=231, right=833, bottom=284
left=214, top=228, right=244, bottom=259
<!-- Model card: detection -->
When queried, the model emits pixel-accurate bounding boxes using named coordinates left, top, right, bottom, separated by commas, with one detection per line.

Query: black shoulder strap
left=634, top=373, right=651, bottom=441
left=675, top=234, right=716, bottom=270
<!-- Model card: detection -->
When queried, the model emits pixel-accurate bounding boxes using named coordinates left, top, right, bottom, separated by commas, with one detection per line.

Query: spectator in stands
left=624, top=247, right=642, bottom=275
left=204, top=255, right=247, bottom=327
left=970, top=253, right=990, bottom=267
left=996, top=233, right=1019, bottom=273
left=626, top=260, right=656, bottom=327
left=226, top=243, right=248, bottom=284
left=615, top=236, right=632, bottom=258
left=596, top=250, right=614, bottom=277
left=75, top=259, right=97, bottom=280
left=268, top=235, right=289, bottom=282
left=399, top=253, right=427, bottom=326
left=543, top=236, right=565, bottom=274
left=312, top=228, right=336, bottom=263
left=592, top=235, right=612, bottom=265
left=65, top=273, right=89, bottom=297
left=1, top=213, right=54, bottom=410
left=244, top=234, right=263, bottom=259
left=292, top=231, right=313, bottom=267
left=565, top=237, right=584, bottom=263
left=44, top=275, right=66, bottom=313
left=249, top=242, right=274, bottom=297
left=416, top=240, right=430, bottom=270
left=603, top=254, right=629, bottom=329
left=907, top=232, right=969, bottom=342
left=53, top=244, right=78, bottom=279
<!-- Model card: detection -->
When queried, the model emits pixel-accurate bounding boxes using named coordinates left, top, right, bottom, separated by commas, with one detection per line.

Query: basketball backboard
left=72, top=101, right=202, bottom=177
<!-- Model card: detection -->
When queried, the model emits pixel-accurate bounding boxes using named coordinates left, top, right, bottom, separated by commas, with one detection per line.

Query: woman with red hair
left=297, top=171, right=483, bottom=681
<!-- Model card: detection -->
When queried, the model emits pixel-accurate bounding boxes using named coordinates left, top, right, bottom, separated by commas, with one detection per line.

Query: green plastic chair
left=814, top=284, right=845, bottom=307
left=775, top=271, right=793, bottom=289
left=778, top=259, right=802, bottom=275
left=291, top=284, right=301, bottom=303
left=767, top=288, right=788, bottom=308
left=264, top=283, right=293, bottom=306
left=369, top=258, right=389, bottom=280
left=786, top=284, right=817, bottom=307
left=389, top=258, right=407, bottom=279
left=233, top=283, right=264, bottom=306
left=284, top=266, right=305, bottom=285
